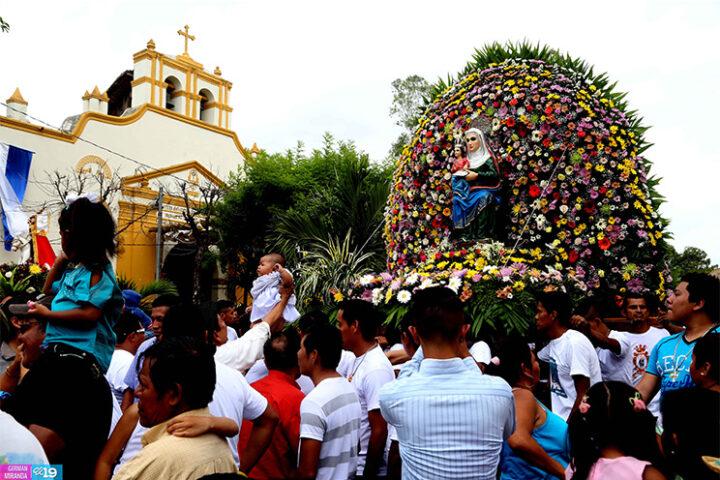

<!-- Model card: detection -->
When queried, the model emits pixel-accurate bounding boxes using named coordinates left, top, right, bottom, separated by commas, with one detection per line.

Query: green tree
left=215, top=134, right=392, bottom=305
left=665, top=245, right=717, bottom=283
left=388, top=75, right=430, bottom=159
left=0, top=17, right=9, bottom=33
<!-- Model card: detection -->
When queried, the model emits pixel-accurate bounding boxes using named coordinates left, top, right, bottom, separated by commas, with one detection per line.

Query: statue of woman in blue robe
left=451, top=128, right=501, bottom=241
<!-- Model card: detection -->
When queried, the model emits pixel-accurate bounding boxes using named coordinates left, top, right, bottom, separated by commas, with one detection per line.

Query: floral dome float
left=353, top=43, right=669, bottom=334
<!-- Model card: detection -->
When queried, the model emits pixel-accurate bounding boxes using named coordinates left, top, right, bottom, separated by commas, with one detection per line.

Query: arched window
left=199, top=88, right=214, bottom=123
left=164, top=76, right=182, bottom=113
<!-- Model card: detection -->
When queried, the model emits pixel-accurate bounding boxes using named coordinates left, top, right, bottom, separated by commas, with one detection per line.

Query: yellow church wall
left=116, top=201, right=158, bottom=287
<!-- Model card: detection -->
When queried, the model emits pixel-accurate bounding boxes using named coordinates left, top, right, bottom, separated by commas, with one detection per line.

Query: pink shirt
left=566, top=456, right=650, bottom=480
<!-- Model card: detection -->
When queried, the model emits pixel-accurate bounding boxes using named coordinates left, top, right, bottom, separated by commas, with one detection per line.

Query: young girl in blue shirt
left=29, top=196, right=123, bottom=372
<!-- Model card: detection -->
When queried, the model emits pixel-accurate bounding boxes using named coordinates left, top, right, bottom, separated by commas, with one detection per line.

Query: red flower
left=529, top=185, right=541, bottom=198
left=568, top=250, right=579, bottom=263
left=598, top=237, right=611, bottom=250
left=509, top=98, right=518, bottom=106
left=419, top=253, right=427, bottom=262
left=506, top=118, right=516, bottom=128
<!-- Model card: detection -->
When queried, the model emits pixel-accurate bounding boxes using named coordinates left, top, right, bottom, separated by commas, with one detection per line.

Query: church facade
left=0, top=28, right=255, bottom=298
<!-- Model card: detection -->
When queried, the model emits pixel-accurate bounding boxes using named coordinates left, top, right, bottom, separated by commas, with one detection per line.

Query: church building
left=0, top=27, right=257, bottom=299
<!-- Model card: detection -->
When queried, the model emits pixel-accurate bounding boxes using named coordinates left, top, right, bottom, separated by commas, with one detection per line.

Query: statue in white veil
left=451, top=127, right=502, bottom=241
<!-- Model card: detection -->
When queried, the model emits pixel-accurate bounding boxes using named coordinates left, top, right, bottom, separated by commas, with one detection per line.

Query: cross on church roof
left=177, top=25, right=195, bottom=56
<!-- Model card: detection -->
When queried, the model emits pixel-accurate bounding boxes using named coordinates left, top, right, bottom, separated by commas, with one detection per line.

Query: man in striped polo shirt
left=380, top=287, right=515, bottom=479
left=297, top=323, right=362, bottom=480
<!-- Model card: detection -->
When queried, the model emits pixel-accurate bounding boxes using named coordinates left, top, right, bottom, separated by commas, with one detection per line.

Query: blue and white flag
left=0, top=143, right=34, bottom=251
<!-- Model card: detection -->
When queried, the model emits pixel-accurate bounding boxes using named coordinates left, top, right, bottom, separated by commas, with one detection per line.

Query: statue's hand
left=466, top=171, right=479, bottom=181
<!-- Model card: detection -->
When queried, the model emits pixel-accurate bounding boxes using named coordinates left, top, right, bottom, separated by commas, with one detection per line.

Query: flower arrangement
left=382, top=44, right=667, bottom=307
left=343, top=44, right=670, bottom=334
left=0, top=262, right=49, bottom=298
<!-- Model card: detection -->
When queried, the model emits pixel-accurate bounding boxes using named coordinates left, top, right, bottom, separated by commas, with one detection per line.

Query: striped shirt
left=379, top=349, right=515, bottom=479
left=300, top=377, right=362, bottom=480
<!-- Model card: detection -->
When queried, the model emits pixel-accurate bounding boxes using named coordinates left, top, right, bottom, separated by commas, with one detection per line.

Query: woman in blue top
left=29, top=195, right=123, bottom=372
left=490, top=337, right=569, bottom=479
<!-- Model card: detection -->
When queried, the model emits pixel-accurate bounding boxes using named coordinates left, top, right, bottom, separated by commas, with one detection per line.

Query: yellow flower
left=333, top=291, right=345, bottom=302
left=29, top=264, right=42, bottom=275
left=513, top=281, right=526, bottom=291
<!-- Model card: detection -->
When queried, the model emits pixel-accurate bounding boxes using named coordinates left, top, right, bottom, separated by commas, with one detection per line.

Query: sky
left=1, top=0, right=718, bottom=263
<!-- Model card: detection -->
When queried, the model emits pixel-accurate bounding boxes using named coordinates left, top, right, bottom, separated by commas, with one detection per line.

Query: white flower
left=559, top=205, right=569, bottom=214
left=447, top=277, right=462, bottom=293
left=507, top=293, right=514, bottom=299
left=4, top=271, right=12, bottom=279
left=371, top=288, right=383, bottom=306
left=26, top=287, right=36, bottom=294
left=406, top=273, right=419, bottom=285
left=419, top=278, right=436, bottom=290
left=397, top=290, right=412, bottom=304
left=360, top=274, right=375, bottom=286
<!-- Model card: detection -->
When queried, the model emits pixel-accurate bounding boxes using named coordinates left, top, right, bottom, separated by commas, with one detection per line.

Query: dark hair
left=621, top=293, right=650, bottom=311
left=215, top=300, right=234, bottom=314
left=162, top=304, right=215, bottom=352
left=490, top=336, right=533, bottom=386
left=141, top=336, right=216, bottom=410
left=113, top=311, right=143, bottom=343
left=59, top=198, right=116, bottom=265
left=536, top=290, right=572, bottom=327
left=152, top=294, right=181, bottom=309
left=681, top=273, right=720, bottom=322
left=338, top=299, right=384, bottom=342
left=568, top=381, right=662, bottom=480
left=693, top=333, right=720, bottom=384
left=297, top=310, right=330, bottom=335
left=303, top=323, right=342, bottom=370
left=264, top=329, right=301, bottom=372
left=1, top=294, right=30, bottom=341
left=661, top=386, right=720, bottom=479
left=264, top=252, right=286, bottom=267
left=408, top=287, right=464, bottom=342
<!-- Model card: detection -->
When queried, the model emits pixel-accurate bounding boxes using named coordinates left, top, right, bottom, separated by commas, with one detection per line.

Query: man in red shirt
left=238, top=329, right=305, bottom=479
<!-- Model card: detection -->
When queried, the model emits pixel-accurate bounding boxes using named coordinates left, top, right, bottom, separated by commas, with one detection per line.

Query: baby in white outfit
left=250, top=253, right=300, bottom=323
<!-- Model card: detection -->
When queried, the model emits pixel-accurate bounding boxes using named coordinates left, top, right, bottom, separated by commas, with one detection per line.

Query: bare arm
left=636, top=372, right=661, bottom=404
left=94, top=404, right=139, bottom=480
left=363, top=409, right=389, bottom=478
left=120, top=388, right=135, bottom=412
left=386, top=349, right=410, bottom=365
left=643, top=465, right=667, bottom=480
left=570, top=315, right=620, bottom=355
left=387, top=440, right=401, bottom=480
left=296, top=438, right=322, bottom=480
left=29, top=304, right=102, bottom=324
left=29, top=424, right=65, bottom=463
left=0, top=354, right=22, bottom=393
left=166, top=415, right=239, bottom=438
left=239, top=404, right=279, bottom=474
left=42, top=253, right=68, bottom=294
left=570, top=375, right=591, bottom=420
left=507, top=390, right=565, bottom=479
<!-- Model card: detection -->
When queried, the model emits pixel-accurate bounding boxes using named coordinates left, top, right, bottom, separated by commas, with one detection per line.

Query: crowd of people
left=0, top=197, right=718, bottom=480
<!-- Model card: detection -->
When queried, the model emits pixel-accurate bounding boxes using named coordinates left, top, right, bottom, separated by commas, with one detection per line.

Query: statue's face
left=465, top=132, right=482, bottom=153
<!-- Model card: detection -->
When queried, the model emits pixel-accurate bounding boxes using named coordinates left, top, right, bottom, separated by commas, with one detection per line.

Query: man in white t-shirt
left=106, top=313, right=146, bottom=405
left=536, top=291, right=601, bottom=421
left=298, top=324, right=362, bottom=480
left=338, top=299, right=395, bottom=478
left=574, top=293, right=669, bottom=416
